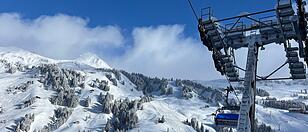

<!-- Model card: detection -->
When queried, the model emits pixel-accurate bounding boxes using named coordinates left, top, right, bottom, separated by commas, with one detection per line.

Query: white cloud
left=0, top=13, right=123, bottom=59
left=0, top=13, right=295, bottom=80
left=112, top=25, right=293, bottom=80
left=0, top=13, right=222, bottom=80
left=234, top=44, right=289, bottom=78
left=112, top=25, right=221, bottom=80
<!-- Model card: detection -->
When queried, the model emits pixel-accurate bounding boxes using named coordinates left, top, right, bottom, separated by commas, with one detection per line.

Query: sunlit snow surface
left=0, top=47, right=308, bottom=132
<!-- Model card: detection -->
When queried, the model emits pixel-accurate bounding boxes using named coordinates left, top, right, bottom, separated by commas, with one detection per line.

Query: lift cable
left=224, top=75, right=241, bottom=104
left=186, top=0, right=199, bottom=21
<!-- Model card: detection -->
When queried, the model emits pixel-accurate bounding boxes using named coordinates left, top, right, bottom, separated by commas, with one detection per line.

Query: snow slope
left=0, top=46, right=308, bottom=132
left=75, top=53, right=111, bottom=69
left=0, top=47, right=54, bottom=66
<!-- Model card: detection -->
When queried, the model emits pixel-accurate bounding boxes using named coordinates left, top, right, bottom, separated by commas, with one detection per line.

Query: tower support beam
left=237, top=43, right=258, bottom=132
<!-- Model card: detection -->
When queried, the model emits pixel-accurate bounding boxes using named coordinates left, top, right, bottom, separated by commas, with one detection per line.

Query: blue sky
left=0, top=0, right=291, bottom=80
left=0, top=0, right=277, bottom=36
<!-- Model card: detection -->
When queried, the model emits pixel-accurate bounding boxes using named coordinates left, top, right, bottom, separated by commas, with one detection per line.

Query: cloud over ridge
left=0, top=13, right=291, bottom=80
left=0, top=13, right=123, bottom=59
left=113, top=25, right=220, bottom=80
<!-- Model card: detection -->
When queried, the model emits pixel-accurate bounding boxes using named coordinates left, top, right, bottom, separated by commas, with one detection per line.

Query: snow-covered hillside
left=0, top=46, right=308, bottom=132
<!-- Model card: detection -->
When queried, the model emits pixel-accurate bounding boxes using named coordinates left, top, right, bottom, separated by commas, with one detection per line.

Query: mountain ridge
left=0, top=46, right=307, bottom=132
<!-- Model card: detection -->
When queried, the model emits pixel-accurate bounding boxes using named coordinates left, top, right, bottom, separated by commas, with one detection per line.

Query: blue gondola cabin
left=215, top=113, right=239, bottom=127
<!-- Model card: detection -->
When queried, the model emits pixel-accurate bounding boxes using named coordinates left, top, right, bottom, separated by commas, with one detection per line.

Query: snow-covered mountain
left=75, top=53, right=111, bottom=69
left=0, top=46, right=308, bottom=132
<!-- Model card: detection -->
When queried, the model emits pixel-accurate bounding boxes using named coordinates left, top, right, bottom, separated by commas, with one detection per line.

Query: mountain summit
left=75, top=52, right=111, bottom=69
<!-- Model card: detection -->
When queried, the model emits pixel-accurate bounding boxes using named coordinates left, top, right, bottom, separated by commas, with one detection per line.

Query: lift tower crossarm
left=213, top=9, right=276, bottom=22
